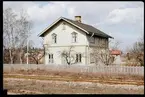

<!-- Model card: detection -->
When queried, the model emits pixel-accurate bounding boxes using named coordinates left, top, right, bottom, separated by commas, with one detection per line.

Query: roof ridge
left=63, top=17, right=91, bottom=26
left=63, top=17, right=112, bottom=38
left=39, top=16, right=113, bottom=38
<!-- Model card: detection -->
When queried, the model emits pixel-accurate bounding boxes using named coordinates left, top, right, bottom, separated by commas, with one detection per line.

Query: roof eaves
left=38, top=17, right=63, bottom=37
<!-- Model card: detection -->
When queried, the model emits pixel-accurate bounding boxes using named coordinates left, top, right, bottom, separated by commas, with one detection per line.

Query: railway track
left=4, top=74, right=144, bottom=86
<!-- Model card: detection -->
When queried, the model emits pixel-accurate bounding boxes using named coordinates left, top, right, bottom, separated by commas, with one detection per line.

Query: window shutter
left=79, top=54, right=81, bottom=62
left=49, top=54, right=50, bottom=59
left=76, top=54, right=78, bottom=62
left=52, top=54, right=53, bottom=63
left=51, top=54, right=53, bottom=59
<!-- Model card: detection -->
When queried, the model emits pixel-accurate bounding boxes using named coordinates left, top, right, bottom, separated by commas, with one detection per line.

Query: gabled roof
left=39, top=17, right=113, bottom=38
left=110, top=50, right=122, bottom=55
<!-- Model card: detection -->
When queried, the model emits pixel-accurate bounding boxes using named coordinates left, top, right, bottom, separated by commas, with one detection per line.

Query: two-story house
left=39, top=16, right=113, bottom=65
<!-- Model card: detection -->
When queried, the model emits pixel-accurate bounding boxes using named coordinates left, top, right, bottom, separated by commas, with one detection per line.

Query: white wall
left=45, top=46, right=87, bottom=65
left=113, top=55, right=121, bottom=65
left=43, top=20, right=109, bottom=65
left=43, top=21, right=89, bottom=65
left=44, top=21, right=88, bottom=46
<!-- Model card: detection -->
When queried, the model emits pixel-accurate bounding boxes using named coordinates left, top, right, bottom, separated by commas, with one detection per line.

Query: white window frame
left=48, top=54, right=54, bottom=63
left=52, top=33, right=57, bottom=44
left=71, top=32, right=77, bottom=43
left=76, top=53, right=82, bottom=63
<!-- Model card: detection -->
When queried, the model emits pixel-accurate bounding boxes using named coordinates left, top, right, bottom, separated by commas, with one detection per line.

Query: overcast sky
left=3, top=1, right=144, bottom=52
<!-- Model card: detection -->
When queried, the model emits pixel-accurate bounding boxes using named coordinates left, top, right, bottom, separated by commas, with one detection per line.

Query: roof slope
left=39, top=17, right=113, bottom=38
left=110, top=50, right=122, bottom=55
left=63, top=17, right=113, bottom=38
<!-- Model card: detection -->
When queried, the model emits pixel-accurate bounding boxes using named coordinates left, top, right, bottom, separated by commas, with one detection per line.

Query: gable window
left=71, top=32, right=77, bottom=43
left=62, top=22, right=66, bottom=30
left=52, top=33, right=57, bottom=44
left=48, top=54, right=53, bottom=63
left=76, top=53, right=81, bottom=63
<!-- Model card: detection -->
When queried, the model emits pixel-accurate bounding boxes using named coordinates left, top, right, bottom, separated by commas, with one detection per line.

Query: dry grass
left=4, top=69, right=144, bottom=86
left=4, top=69, right=144, bottom=81
left=4, top=78, right=144, bottom=94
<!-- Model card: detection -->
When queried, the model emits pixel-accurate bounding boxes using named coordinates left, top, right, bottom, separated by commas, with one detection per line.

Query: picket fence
left=4, top=64, right=144, bottom=76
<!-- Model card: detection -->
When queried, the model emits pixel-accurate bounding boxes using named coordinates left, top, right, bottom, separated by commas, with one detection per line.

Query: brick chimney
left=75, top=16, right=81, bottom=23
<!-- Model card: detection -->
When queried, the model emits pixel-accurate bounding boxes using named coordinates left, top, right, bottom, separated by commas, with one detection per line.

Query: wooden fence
left=4, top=64, right=144, bottom=76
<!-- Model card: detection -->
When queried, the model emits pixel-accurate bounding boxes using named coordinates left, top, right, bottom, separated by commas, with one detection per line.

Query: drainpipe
left=90, top=33, right=94, bottom=38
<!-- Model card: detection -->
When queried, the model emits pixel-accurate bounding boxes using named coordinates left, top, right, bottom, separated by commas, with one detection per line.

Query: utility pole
left=27, top=38, right=29, bottom=64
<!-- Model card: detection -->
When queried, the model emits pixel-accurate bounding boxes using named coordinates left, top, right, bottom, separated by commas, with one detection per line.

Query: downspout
left=88, top=32, right=94, bottom=64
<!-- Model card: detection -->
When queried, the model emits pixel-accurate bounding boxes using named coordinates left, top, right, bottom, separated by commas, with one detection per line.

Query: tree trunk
left=9, top=48, right=13, bottom=64
left=36, top=61, right=39, bottom=64
left=19, top=53, right=22, bottom=64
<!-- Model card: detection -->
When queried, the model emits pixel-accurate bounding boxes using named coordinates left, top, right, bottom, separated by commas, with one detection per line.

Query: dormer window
left=71, top=32, right=77, bottom=43
left=52, top=33, right=57, bottom=44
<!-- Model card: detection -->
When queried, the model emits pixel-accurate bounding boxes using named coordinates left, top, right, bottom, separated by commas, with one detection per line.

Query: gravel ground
left=4, top=78, right=144, bottom=94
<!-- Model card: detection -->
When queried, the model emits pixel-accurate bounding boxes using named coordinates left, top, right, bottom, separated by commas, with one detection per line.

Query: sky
left=3, top=1, right=144, bottom=53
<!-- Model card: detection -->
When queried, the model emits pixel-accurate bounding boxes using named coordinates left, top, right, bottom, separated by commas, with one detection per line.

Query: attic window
left=71, top=32, right=77, bottom=43
left=62, top=22, right=66, bottom=30
left=52, top=33, right=57, bottom=44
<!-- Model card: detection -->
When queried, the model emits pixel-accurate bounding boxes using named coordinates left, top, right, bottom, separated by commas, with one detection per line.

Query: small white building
left=111, top=50, right=122, bottom=65
left=39, top=16, right=113, bottom=65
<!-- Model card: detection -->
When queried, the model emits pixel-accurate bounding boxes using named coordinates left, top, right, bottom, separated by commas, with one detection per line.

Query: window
left=102, top=39, right=105, bottom=46
left=99, top=38, right=103, bottom=47
left=90, top=37, right=95, bottom=43
left=71, top=32, right=77, bottom=43
left=90, top=53, right=95, bottom=63
left=96, top=38, right=99, bottom=45
left=76, top=54, right=81, bottom=63
left=62, top=22, right=66, bottom=30
left=52, top=33, right=57, bottom=44
left=48, top=54, right=53, bottom=63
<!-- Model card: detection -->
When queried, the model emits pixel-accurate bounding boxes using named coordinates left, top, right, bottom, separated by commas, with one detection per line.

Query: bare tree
left=29, top=40, right=45, bottom=64
left=60, top=46, right=77, bottom=65
left=92, top=47, right=114, bottom=66
left=129, top=37, right=144, bottom=66
left=92, top=38, right=115, bottom=66
left=3, top=8, right=16, bottom=64
left=110, top=39, right=121, bottom=50
left=3, top=8, right=33, bottom=64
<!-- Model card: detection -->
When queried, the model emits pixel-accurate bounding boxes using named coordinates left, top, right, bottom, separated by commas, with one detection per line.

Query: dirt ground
left=4, top=69, right=144, bottom=81
left=3, top=69, right=144, bottom=94
left=4, top=78, right=144, bottom=94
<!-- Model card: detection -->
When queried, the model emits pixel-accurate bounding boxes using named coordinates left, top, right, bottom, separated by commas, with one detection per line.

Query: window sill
left=72, top=42, right=77, bottom=43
